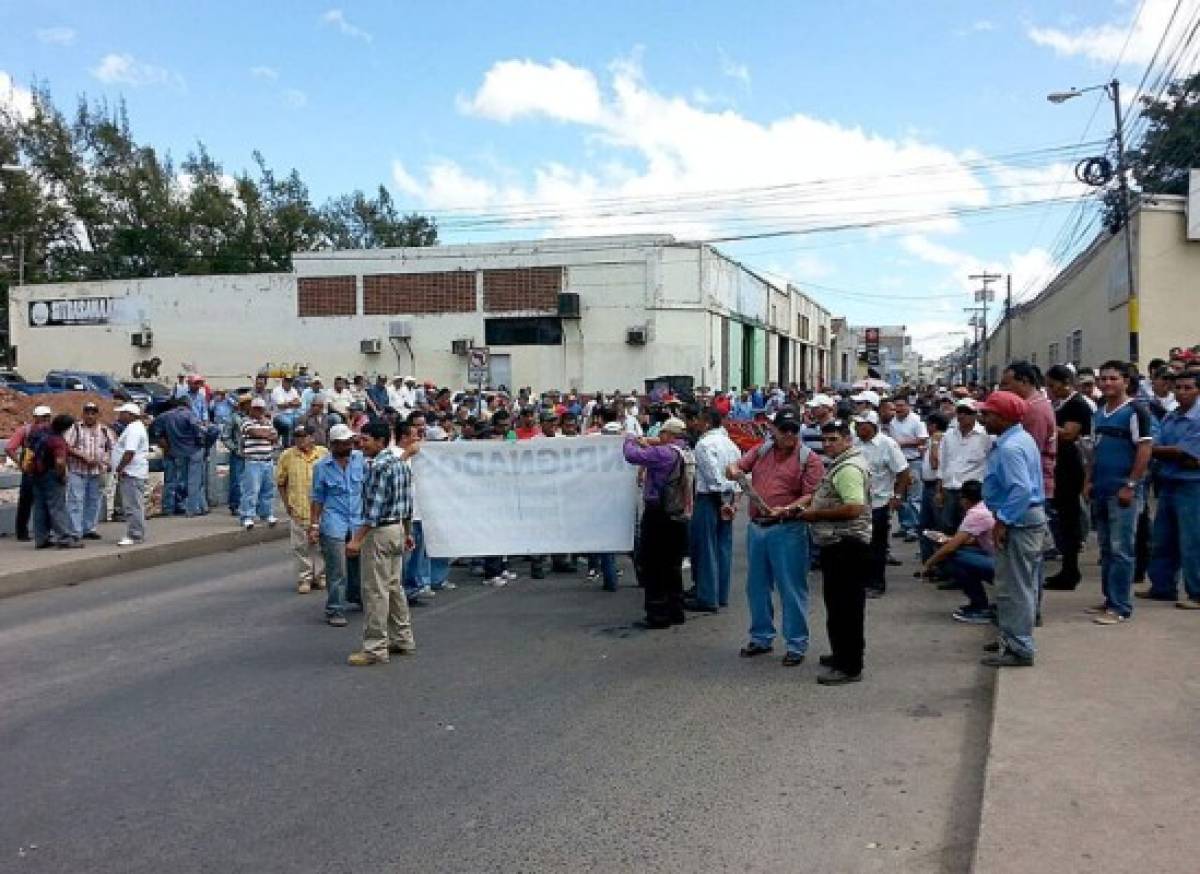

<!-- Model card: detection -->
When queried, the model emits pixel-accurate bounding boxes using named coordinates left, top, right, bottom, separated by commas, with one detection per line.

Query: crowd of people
left=6, top=351, right=1198, bottom=676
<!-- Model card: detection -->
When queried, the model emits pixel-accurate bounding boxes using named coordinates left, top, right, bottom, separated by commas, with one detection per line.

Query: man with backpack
left=727, top=410, right=825, bottom=666
left=27, top=414, right=81, bottom=549
left=622, top=418, right=694, bottom=629
left=5, top=405, right=52, bottom=542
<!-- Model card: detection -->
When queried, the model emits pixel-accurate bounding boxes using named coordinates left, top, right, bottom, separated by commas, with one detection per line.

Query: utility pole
left=1004, top=273, right=1012, bottom=364
left=968, top=271, right=1001, bottom=384
left=963, top=307, right=986, bottom=383
left=1110, top=79, right=1138, bottom=363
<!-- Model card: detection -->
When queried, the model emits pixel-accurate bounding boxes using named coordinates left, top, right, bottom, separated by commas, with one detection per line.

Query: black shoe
left=886, top=556, right=902, bottom=567
left=817, top=669, right=862, bottom=685
left=58, top=540, right=84, bottom=549
left=936, top=580, right=961, bottom=591
left=739, top=642, right=773, bottom=658
left=818, top=654, right=836, bottom=668
left=81, top=531, right=102, bottom=541
left=982, top=641, right=1002, bottom=653
left=781, top=652, right=805, bottom=667
left=669, top=614, right=686, bottom=626
left=866, top=588, right=884, bottom=599
left=635, top=619, right=671, bottom=630
left=16, top=534, right=31, bottom=542
left=683, top=598, right=719, bottom=613
left=1044, top=573, right=1080, bottom=591
left=981, top=652, right=1034, bottom=668
left=892, top=530, right=907, bottom=539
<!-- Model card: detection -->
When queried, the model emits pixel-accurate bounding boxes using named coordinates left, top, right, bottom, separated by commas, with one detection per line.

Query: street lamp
left=1047, top=79, right=1139, bottom=362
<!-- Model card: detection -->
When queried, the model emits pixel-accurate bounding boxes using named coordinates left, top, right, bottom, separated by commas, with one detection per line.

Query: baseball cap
left=115, top=402, right=141, bottom=415
left=805, top=393, right=834, bottom=408
left=328, top=424, right=354, bottom=442
left=853, top=411, right=880, bottom=426
left=82, top=401, right=100, bottom=411
left=955, top=398, right=978, bottom=412
left=250, top=398, right=267, bottom=408
left=772, top=410, right=802, bottom=433
left=659, top=417, right=687, bottom=434
left=32, top=405, right=52, bottom=417
left=851, top=390, right=881, bottom=408
left=292, top=425, right=311, bottom=438
left=977, top=391, right=1028, bottom=422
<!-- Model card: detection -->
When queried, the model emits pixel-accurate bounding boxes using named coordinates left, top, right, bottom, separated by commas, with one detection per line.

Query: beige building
left=983, top=194, right=1200, bottom=381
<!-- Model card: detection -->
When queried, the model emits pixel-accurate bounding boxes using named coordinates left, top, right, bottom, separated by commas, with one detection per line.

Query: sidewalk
left=973, top=569, right=1199, bottom=873
left=0, top=513, right=287, bottom=600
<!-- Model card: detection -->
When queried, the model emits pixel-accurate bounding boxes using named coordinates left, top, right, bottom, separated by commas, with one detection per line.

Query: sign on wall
left=864, top=327, right=881, bottom=366
left=467, top=346, right=490, bottom=384
left=28, top=298, right=113, bottom=327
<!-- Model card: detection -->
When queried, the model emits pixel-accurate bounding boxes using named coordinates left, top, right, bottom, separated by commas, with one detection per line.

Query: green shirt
left=830, top=464, right=868, bottom=506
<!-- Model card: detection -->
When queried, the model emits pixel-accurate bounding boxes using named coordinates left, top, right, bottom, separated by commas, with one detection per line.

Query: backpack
left=21, top=427, right=55, bottom=475
left=660, top=444, right=696, bottom=521
left=755, top=439, right=814, bottom=469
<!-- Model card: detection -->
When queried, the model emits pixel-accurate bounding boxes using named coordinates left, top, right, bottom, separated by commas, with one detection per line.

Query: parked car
left=44, top=370, right=124, bottom=396
left=122, top=380, right=175, bottom=416
left=0, top=369, right=69, bottom=395
left=0, top=369, right=31, bottom=388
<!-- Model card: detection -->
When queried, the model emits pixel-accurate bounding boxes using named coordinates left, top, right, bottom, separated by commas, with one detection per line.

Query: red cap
left=978, top=390, right=1028, bottom=422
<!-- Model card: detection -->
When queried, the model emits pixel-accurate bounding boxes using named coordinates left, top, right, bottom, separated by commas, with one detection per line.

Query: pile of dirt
left=0, top=389, right=116, bottom=439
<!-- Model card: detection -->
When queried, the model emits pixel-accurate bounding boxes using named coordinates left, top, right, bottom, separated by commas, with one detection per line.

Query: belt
left=751, top=516, right=797, bottom=528
left=374, top=519, right=403, bottom=528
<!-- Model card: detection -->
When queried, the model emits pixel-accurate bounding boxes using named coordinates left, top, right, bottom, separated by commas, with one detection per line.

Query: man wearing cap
left=726, top=410, right=825, bottom=665
left=853, top=412, right=910, bottom=599
left=221, top=394, right=251, bottom=516
left=310, top=424, right=366, bottom=626
left=685, top=406, right=742, bottom=612
left=977, top=390, right=1048, bottom=667
left=157, top=397, right=211, bottom=517
left=937, top=399, right=992, bottom=534
left=801, top=394, right=836, bottom=456
left=300, top=376, right=325, bottom=414
left=5, top=405, right=53, bottom=541
left=184, top=376, right=209, bottom=422
left=328, top=376, right=354, bottom=419
left=623, top=397, right=644, bottom=436
left=64, top=401, right=115, bottom=541
left=885, top=397, right=929, bottom=541
left=277, top=426, right=329, bottom=594
left=238, top=398, right=279, bottom=530
left=112, top=403, right=150, bottom=546
left=852, top=390, right=881, bottom=413
left=345, top=421, right=416, bottom=666
left=623, top=418, right=693, bottom=628
left=271, top=375, right=302, bottom=447
left=1000, top=362, right=1058, bottom=507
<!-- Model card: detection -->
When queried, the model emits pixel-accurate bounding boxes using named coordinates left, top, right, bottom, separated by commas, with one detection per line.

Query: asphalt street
left=1, top=528, right=994, bottom=873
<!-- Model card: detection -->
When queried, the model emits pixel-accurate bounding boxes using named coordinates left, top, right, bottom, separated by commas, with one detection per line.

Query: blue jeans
left=917, top=480, right=941, bottom=562
left=588, top=554, right=619, bottom=591
left=430, top=556, right=451, bottom=590
left=897, top=461, right=922, bottom=533
left=946, top=547, right=994, bottom=610
left=66, top=472, right=103, bottom=537
left=31, top=472, right=73, bottom=545
left=994, top=507, right=1047, bottom=660
left=1147, top=479, right=1200, bottom=601
left=321, top=532, right=361, bottom=617
left=689, top=494, right=733, bottom=607
left=238, top=459, right=276, bottom=522
left=745, top=519, right=811, bottom=654
left=164, top=450, right=206, bottom=515
left=1092, top=492, right=1141, bottom=618
left=227, top=454, right=244, bottom=511
left=404, top=520, right=430, bottom=593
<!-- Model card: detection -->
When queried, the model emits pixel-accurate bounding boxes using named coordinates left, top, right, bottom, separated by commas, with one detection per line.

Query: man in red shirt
left=4, top=405, right=52, bottom=541
left=513, top=407, right=540, bottom=440
left=28, top=414, right=80, bottom=549
left=1001, top=362, right=1058, bottom=501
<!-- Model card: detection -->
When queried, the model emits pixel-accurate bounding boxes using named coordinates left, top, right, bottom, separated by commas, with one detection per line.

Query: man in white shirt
left=623, top=397, right=643, bottom=436
left=299, top=376, right=325, bottom=414
left=854, top=413, right=910, bottom=598
left=686, top=407, right=742, bottom=611
left=112, top=403, right=150, bottom=546
left=937, top=399, right=993, bottom=533
left=885, top=397, right=928, bottom=540
left=271, top=375, right=303, bottom=447
left=327, top=376, right=355, bottom=419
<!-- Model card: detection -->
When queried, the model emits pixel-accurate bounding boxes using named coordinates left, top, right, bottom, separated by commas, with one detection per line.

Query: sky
left=2, top=0, right=1198, bottom=358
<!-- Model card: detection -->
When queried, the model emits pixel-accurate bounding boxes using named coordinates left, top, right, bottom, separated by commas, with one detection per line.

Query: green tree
left=1129, top=71, right=1200, bottom=197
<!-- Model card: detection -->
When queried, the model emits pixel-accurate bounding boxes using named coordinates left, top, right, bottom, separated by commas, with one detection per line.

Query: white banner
left=411, top=435, right=638, bottom=558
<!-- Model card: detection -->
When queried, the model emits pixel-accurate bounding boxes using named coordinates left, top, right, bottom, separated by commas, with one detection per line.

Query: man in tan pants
left=346, top=422, right=415, bottom=666
left=275, top=426, right=328, bottom=593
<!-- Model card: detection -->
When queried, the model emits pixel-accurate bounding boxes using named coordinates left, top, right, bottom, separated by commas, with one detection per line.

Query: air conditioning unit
left=626, top=326, right=648, bottom=346
left=360, top=338, right=383, bottom=355
left=389, top=320, right=413, bottom=339
left=558, top=292, right=581, bottom=319
left=130, top=331, right=154, bottom=348
left=451, top=338, right=472, bottom=356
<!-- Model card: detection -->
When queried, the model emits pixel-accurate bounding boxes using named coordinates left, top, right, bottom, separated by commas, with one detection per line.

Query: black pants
left=868, top=507, right=890, bottom=592
left=16, top=472, right=33, bottom=540
left=1135, top=502, right=1151, bottom=584
left=640, top=502, right=687, bottom=624
left=1053, top=480, right=1084, bottom=579
left=822, top=537, right=869, bottom=675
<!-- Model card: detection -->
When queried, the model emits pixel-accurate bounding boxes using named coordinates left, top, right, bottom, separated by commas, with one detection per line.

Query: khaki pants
left=289, top=519, right=324, bottom=587
left=360, top=525, right=414, bottom=658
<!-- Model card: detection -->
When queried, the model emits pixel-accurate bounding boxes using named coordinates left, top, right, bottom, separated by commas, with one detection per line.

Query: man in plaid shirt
left=346, top=422, right=415, bottom=666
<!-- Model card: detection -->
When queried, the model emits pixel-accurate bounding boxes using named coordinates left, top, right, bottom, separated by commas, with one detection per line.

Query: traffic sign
left=467, top=347, right=490, bottom=384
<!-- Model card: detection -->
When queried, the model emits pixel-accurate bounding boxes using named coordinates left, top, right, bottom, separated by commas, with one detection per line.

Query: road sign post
left=467, top=347, right=490, bottom=411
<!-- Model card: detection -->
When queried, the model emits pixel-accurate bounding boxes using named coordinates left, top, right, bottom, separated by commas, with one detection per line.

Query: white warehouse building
left=9, top=235, right=834, bottom=393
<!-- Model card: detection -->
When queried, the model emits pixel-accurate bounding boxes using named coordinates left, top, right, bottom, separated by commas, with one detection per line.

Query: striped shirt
left=240, top=417, right=278, bottom=462
left=65, top=422, right=115, bottom=476
left=361, top=448, right=413, bottom=527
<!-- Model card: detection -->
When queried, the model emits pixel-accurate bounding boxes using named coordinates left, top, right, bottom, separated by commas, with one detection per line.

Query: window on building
left=1048, top=342, right=1060, bottom=364
left=1070, top=329, right=1083, bottom=363
left=818, top=325, right=827, bottom=347
left=799, top=315, right=811, bottom=340
left=484, top=316, right=563, bottom=346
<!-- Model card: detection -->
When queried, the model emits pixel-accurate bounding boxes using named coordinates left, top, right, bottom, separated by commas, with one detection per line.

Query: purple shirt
left=623, top=435, right=685, bottom=502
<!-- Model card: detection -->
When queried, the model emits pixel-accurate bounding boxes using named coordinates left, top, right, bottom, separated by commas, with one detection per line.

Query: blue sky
left=3, top=0, right=1195, bottom=356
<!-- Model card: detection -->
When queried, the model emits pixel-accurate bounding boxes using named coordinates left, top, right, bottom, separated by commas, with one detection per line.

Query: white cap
left=116, top=402, right=141, bottom=415
left=250, top=398, right=267, bottom=408
left=853, top=411, right=880, bottom=426
left=328, top=424, right=355, bottom=442
left=851, top=390, right=881, bottom=408
left=32, top=405, right=53, bottom=417
left=955, top=398, right=978, bottom=412
left=601, top=422, right=623, bottom=434
left=659, top=417, right=687, bottom=434
left=805, top=393, right=834, bottom=408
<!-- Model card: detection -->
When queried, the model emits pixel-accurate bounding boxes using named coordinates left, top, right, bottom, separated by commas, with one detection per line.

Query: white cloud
left=0, top=71, right=35, bottom=120
left=283, top=88, right=308, bottom=108
left=1028, top=0, right=1198, bottom=66
left=320, top=8, right=372, bottom=42
left=250, top=65, right=279, bottom=80
left=458, top=58, right=604, bottom=124
left=36, top=26, right=76, bottom=46
left=91, top=53, right=182, bottom=88
left=718, top=48, right=751, bottom=88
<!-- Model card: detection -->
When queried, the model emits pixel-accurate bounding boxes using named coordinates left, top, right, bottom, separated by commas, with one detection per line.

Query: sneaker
left=587, top=569, right=599, bottom=580
left=418, top=585, right=434, bottom=598
left=738, top=642, right=773, bottom=658
left=439, top=581, right=458, bottom=591
left=981, top=652, right=1034, bottom=667
left=116, top=537, right=141, bottom=547
left=1093, top=610, right=1129, bottom=626
left=982, top=641, right=1002, bottom=653
left=242, top=518, right=255, bottom=530
left=953, top=606, right=993, bottom=625
left=502, top=570, right=517, bottom=580
left=781, top=652, right=805, bottom=667
left=490, top=576, right=508, bottom=588
left=266, top=516, right=279, bottom=527
left=1083, top=603, right=1109, bottom=614
left=681, top=558, right=691, bottom=570
left=297, top=582, right=311, bottom=594
left=347, top=651, right=387, bottom=667
left=82, top=531, right=102, bottom=541
left=312, top=579, right=326, bottom=591
left=326, top=615, right=348, bottom=627
left=817, top=669, right=862, bottom=685
left=1176, top=599, right=1200, bottom=610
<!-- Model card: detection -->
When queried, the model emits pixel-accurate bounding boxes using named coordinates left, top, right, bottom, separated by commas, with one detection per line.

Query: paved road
left=1, top=531, right=993, bottom=873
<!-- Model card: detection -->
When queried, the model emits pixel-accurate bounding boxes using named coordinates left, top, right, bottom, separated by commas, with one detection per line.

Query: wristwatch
left=1124, top=480, right=1138, bottom=489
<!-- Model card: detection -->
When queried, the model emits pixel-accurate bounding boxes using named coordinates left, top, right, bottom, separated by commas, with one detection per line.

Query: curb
left=968, top=665, right=1006, bottom=873
left=0, top=525, right=288, bottom=600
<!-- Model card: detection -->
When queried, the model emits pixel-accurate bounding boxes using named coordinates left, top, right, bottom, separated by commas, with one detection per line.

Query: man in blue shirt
left=978, top=390, right=1048, bottom=668
left=309, top=424, right=366, bottom=627
left=1144, top=369, right=1200, bottom=607
left=1087, top=360, right=1154, bottom=624
left=156, top=398, right=211, bottom=516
